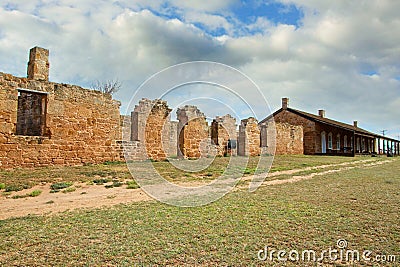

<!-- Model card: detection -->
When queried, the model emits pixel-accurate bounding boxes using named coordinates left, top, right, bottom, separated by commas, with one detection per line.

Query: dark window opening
left=16, top=90, right=47, bottom=136
left=227, top=139, right=237, bottom=149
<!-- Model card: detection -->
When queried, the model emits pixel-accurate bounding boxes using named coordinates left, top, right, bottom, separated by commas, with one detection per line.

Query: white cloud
left=0, top=0, right=399, bottom=137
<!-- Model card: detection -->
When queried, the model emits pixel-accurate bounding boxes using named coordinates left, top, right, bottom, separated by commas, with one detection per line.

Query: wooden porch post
left=352, top=132, right=356, bottom=157
left=378, top=138, right=381, bottom=154
left=383, top=139, right=386, bottom=154
left=398, top=142, right=400, bottom=156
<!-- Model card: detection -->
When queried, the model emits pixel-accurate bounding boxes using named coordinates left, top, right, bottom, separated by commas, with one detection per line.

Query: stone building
left=0, top=47, right=128, bottom=168
left=260, top=98, right=400, bottom=156
left=0, top=47, right=398, bottom=169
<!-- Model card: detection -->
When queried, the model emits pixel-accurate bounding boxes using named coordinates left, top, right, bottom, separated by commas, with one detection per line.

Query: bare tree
left=91, top=79, right=122, bottom=95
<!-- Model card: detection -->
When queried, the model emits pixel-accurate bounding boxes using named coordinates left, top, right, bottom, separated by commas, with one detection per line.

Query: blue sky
left=0, top=0, right=399, bottom=139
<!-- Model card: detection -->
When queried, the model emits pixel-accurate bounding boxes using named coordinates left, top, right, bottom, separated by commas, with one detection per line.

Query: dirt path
left=239, top=159, right=394, bottom=191
left=0, top=158, right=394, bottom=220
left=0, top=183, right=152, bottom=220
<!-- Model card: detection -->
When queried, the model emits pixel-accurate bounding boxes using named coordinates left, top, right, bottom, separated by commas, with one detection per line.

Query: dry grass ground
left=0, top=155, right=399, bottom=266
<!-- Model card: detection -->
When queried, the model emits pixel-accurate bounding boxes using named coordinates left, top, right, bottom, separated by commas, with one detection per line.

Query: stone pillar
left=238, top=117, right=260, bottom=156
left=131, top=99, right=153, bottom=142
left=168, top=121, right=178, bottom=157
left=211, top=114, right=237, bottom=156
left=131, top=98, right=172, bottom=161
left=177, top=105, right=209, bottom=159
left=27, top=47, right=49, bottom=81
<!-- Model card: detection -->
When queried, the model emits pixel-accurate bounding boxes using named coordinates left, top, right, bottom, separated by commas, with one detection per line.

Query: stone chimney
left=282, top=98, right=289, bottom=110
left=353, top=121, right=358, bottom=128
left=27, top=46, right=49, bottom=81
left=318, top=110, right=326, bottom=118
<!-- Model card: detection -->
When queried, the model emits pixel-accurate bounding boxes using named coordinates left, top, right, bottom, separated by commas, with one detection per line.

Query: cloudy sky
left=0, top=0, right=399, bottom=138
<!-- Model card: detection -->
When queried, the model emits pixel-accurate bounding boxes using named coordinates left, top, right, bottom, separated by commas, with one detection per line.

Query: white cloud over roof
left=0, top=0, right=399, bottom=138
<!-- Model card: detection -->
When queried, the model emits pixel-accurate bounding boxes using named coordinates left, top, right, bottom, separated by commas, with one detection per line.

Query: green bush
left=93, top=178, right=109, bottom=185
left=62, top=187, right=76, bottom=193
left=126, top=180, right=139, bottom=189
left=28, top=190, right=42, bottom=197
left=5, top=185, right=23, bottom=192
left=0, top=183, right=5, bottom=190
left=11, top=195, right=27, bottom=199
left=50, top=182, right=73, bottom=193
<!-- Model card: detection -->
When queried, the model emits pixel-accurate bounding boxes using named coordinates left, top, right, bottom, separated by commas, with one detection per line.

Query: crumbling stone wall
left=177, top=106, right=209, bottom=158
left=211, top=114, right=237, bottom=156
left=131, top=98, right=173, bottom=161
left=0, top=71, right=125, bottom=168
left=0, top=47, right=131, bottom=168
left=27, top=47, right=49, bottom=81
left=238, top=117, right=260, bottom=156
left=119, top=115, right=131, bottom=141
left=168, top=121, right=178, bottom=157
left=144, top=100, right=171, bottom=161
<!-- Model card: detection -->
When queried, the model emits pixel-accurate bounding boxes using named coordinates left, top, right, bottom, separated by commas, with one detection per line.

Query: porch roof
left=260, top=107, right=399, bottom=142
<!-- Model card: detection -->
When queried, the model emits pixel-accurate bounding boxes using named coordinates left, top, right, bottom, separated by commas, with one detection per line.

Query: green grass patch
left=0, top=158, right=398, bottom=265
left=93, top=178, right=109, bottom=185
left=27, top=190, right=42, bottom=197
left=62, top=187, right=76, bottom=193
left=10, top=189, right=42, bottom=199
left=50, top=182, right=73, bottom=193
left=126, top=180, right=139, bottom=189
left=5, top=185, right=24, bottom=192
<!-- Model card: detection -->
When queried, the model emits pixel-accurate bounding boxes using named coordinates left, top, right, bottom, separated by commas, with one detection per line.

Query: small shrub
left=0, top=183, right=5, bottom=190
left=51, top=182, right=73, bottom=190
left=45, top=200, right=54, bottom=204
left=126, top=180, right=139, bottom=189
left=105, top=181, right=123, bottom=189
left=93, top=178, right=109, bottom=185
left=5, top=185, right=23, bottom=192
left=28, top=190, right=42, bottom=197
left=11, top=194, right=27, bottom=199
left=62, top=187, right=76, bottom=193
left=112, top=181, right=123, bottom=187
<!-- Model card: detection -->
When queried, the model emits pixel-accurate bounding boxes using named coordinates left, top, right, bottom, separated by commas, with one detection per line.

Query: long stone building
left=260, top=98, right=400, bottom=156
left=0, top=47, right=398, bottom=169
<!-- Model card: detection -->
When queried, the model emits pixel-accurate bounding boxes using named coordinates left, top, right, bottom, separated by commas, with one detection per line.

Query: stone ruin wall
left=211, top=114, right=237, bottom=156
left=238, top=117, right=261, bottom=156
left=130, top=98, right=177, bottom=161
left=0, top=46, right=307, bottom=169
left=177, top=106, right=210, bottom=158
left=0, top=72, right=128, bottom=168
